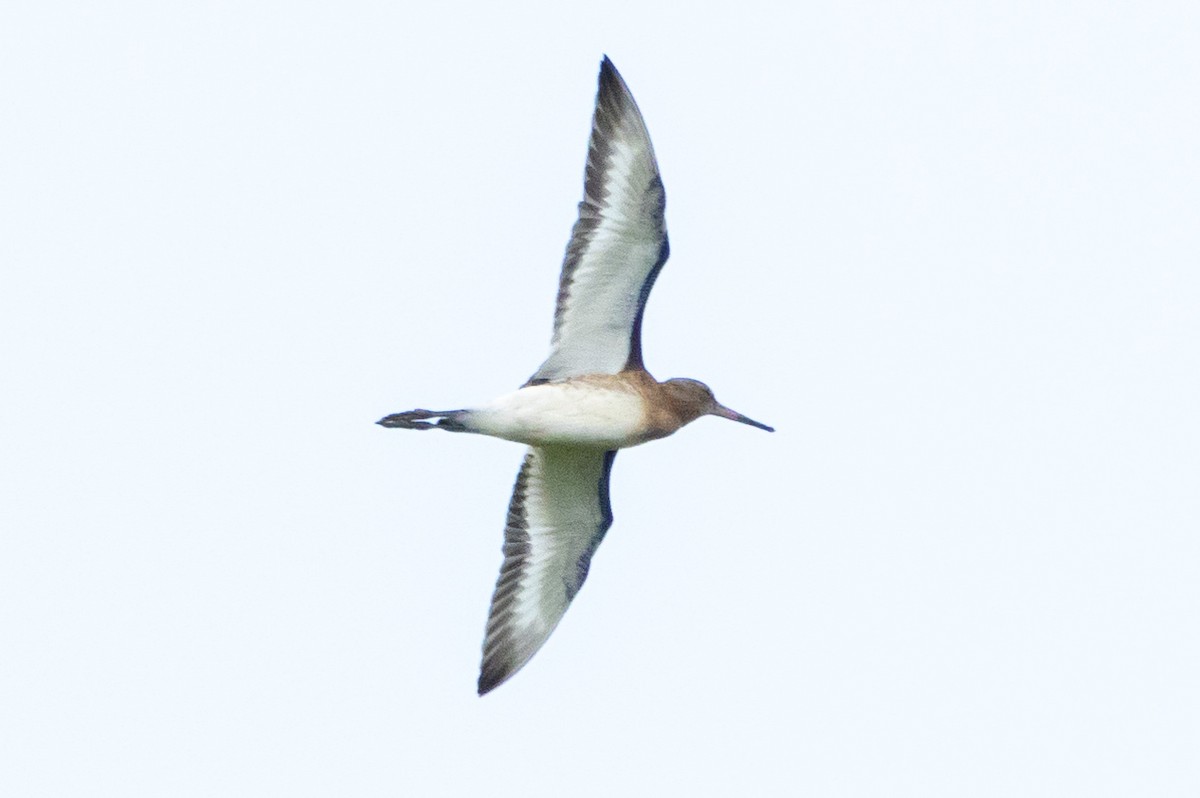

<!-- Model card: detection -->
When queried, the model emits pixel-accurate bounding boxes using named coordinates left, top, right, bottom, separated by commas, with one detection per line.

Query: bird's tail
left=376, top=409, right=469, bottom=432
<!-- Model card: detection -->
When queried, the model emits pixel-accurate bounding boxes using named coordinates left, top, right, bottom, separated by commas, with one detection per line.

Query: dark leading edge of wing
left=526, top=57, right=670, bottom=385
left=478, top=447, right=617, bottom=695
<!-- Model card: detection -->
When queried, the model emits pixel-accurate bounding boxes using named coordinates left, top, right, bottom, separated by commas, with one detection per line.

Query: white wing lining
left=478, top=446, right=617, bottom=694
left=527, top=57, right=669, bottom=384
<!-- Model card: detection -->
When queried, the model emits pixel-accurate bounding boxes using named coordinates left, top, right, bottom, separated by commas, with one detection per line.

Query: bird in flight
left=379, top=56, right=773, bottom=695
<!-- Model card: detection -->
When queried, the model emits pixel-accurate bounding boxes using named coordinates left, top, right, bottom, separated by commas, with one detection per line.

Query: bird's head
left=661, top=378, right=774, bottom=432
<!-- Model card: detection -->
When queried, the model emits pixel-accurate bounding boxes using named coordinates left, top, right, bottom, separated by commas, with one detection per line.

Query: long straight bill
left=712, top=404, right=774, bottom=432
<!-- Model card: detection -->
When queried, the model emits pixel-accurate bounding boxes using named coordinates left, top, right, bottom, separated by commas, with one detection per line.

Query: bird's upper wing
left=526, top=57, right=669, bottom=385
left=478, top=446, right=617, bottom=694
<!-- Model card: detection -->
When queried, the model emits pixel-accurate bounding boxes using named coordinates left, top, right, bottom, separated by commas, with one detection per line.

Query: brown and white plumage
left=378, top=57, right=772, bottom=695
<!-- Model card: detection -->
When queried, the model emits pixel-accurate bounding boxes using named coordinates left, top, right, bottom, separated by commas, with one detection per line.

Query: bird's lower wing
left=478, top=446, right=617, bottom=694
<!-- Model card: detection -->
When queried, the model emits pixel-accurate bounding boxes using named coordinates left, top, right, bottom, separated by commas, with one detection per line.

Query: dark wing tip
left=597, top=55, right=633, bottom=98
left=478, top=646, right=530, bottom=696
left=477, top=666, right=504, bottom=696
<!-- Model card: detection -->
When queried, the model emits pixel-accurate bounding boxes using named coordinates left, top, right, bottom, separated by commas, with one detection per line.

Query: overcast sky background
left=3, top=2, right=1198, bottom=795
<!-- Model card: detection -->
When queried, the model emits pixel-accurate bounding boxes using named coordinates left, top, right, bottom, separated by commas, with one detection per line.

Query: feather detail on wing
left=478, top=446, right=617, bottom=694
left=527, top=57, right=669, bottom=385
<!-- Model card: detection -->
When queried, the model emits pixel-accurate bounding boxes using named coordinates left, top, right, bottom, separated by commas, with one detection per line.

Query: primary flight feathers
left=529, top=56, right=669, bottom=384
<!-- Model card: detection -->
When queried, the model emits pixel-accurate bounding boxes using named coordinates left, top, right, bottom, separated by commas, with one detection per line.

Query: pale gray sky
left=2, top=2, right=1198, bottom=796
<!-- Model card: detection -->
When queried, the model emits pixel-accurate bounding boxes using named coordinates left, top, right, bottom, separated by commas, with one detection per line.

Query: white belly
left=466, top=382, right=647, bottom=448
